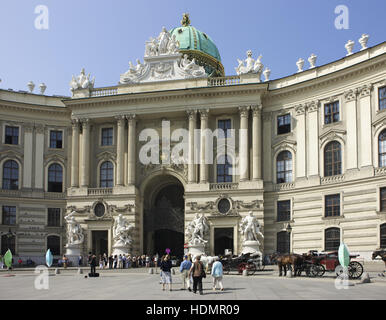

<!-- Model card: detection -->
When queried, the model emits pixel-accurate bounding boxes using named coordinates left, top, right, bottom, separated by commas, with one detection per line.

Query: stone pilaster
left=251, top=105, right=262, bottom=180
left=199, top=109, right=209, bottom=183
left=71, top=119, right=80, bottom=187
left=80, top=119, right=90, bottom=187
left=187, top=109, right=197, bottom=183
left=127, top=114, right=136, bottom=185
left=116, top=115, right=126, bottom=186
left=239, top=106, right=250, bottom=181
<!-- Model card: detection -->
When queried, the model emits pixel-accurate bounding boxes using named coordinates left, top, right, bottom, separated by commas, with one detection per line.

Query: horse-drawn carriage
left=299, top=250, right=364, bottom=279
left=220, top=253, right=264, bottom=275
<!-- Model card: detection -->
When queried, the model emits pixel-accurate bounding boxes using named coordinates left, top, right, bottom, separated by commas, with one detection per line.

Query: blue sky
left=0, top=0, right=385, bottom=96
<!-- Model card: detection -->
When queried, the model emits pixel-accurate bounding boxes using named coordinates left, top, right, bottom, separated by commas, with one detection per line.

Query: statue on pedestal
left=69, top=68, right=95, bottom=91
left=239, top=211, right=263, bottom=243
left=186, top=211, right=209, bottom=246
left=64, top=211, right=84, bottom=245
left=113, top=214, right=134, bottom=247
left=235, top=50, right=263, bottom=76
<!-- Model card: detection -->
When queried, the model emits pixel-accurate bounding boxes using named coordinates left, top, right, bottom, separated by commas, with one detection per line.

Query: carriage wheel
left=348, top=261, right=363, bottom=279
left=312, top=264, right=325, bottom=277
left=256, top=262, right=265, bottom=271
left=247, top=262, right=256, bottom=275
left=223, top=264, right=231, bottom=275
left=238, top=262, right=247, bottom=274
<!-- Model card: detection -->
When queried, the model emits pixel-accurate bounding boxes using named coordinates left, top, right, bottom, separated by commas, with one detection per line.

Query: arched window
left=48, top=163, right=63, bottom=192
left=2, top=160, right=19, bottom=190
left=325, top=227, right=340, bottom=251
left=47, top=235, right=61, bottom=256
left=277, top=231, right=290, bottom=254
left=276, top=151, right=292, bottom=184
left=100, top=161, right=113, bottom=188
left=379, top=129, right=386, bottom=167
left=217, top=155, right=232, bottom=183
left=324, top=141, right=342, bottom=176
left=1, top=234, right=16, bottom=255
left=380, top=223, right=386, bottom=249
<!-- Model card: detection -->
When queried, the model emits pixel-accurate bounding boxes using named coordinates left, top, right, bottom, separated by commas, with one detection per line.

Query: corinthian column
left=251, top=105, right=262, bottom=180
left=71, top=119, right=80, bottom=187
left=80, top=119, right=90, bottom=187
left=239, top=106, right=250, bottom=181
left=199, top=109, right=209, bottom=183
left=127, top=114, right=136, bottom=185
left=116, top=115, right=126, bottom=186
left=187, top=109, right=197, bottom=183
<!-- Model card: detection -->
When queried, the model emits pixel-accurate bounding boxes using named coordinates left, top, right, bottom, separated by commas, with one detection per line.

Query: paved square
left=0, top=268, right=385, bottom=300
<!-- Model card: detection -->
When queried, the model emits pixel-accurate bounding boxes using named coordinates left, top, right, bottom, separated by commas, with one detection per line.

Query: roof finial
left=181, top=13, right=191, bottom=27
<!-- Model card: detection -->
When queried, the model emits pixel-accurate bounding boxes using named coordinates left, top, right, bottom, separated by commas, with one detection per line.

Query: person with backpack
left=189, top=255, right=205, bottom=295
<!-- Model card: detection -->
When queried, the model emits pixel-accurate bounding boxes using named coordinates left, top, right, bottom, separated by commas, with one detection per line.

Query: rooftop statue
left=235, top=50, right=264, bottom=77
left=70, top=68, right=95, bottom=91
left=180, top=54, right=206, bottom=77
left=181, top=13, right=191, bottom=27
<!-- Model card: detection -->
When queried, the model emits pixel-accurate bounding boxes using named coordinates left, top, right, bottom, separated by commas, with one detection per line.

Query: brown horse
left=372, top=250, right=386, bottom=271
left=270, top=253, right=304, bottom=277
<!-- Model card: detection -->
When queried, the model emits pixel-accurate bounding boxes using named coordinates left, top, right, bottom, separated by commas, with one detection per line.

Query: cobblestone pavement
left=0, top=267, right=385, bottom=300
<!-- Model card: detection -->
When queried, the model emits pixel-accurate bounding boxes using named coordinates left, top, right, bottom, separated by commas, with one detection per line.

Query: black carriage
left=220, top=253, right=264, bottom=275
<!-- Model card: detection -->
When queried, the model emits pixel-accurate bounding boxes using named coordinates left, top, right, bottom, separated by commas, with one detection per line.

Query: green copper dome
left=169, top=14, right=224, bottom=77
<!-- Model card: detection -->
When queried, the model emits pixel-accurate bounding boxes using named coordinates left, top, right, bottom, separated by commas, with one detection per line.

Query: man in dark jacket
left=189, top=255, right=205, bottom=295
left=90, top=254, right=97, bottom=276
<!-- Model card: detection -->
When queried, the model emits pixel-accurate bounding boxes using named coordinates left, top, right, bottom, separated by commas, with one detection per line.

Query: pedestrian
left=90, top=254, right=97, bottom=276
left=146, top=255, right=150, bottom=267
left=211, top=257, right=224, bottom=291
left=118, top=254, right=123, bottom=269
left=78, top=254, right=83, bottom=267
left=132, top=255, right=137, bottom=268
left=99, top=255, right=104, bottom=269
left=103, top=253, right=107, bottom=268
left=122, top=254, right=127, bottom=269
left=127, top=255, right=132, bottom=268
left=160, top=255, right=173, bottom=291
left=154, top=254, right=158, bottom=272
left=179, top=255, right=192, bottom=291
left=113, top=255, right=118, bottom=269
left=62, top=255, right=68, bottom=269
left=189, top=255, right=205, bottom=295
left=108, top=255, right=113, bottom=269
left=0, top=255, right=4, bottom=269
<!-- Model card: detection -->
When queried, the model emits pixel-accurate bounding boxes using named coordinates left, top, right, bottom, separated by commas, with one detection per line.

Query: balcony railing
left=90, top=87, right=118, bottom=97
left=375, top=167, right=386, bottom=176
left=207, top=76, right=241, bottom=87
left=209, top=182, right=239, bottom=191
left=321, top=174, right=345, bottom=185
left=87, top=188, right=113, bottom=196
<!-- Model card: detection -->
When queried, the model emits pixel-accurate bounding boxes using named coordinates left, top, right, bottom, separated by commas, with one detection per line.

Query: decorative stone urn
left=263, top=67, right=271, bottom=81
left=296, top=58, right=304, bottom=72
left=358, top=34, right=369, bottom=51
left=345, top=40, right=355, bottom=56
left=308, top=53, right=317, bottom=69
left=39, top=83, right=47, bottom=95
left=27, top=81, right=35, bottom=93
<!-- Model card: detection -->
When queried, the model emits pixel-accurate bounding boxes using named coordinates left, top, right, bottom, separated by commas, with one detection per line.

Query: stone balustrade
left=207, top=76, right=241, bottom=86
left=209, top=182, right=239, bottom=191
left=91, top=87, right=118, bottom=97
left=374, top=167, right=386, bottom=176
left=87, top=188, right=114, bottom=196
left=321, top=174, right=345, bottom=185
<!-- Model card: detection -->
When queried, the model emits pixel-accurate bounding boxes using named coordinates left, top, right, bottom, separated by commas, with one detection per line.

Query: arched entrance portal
left=143, top=175, right=185, bottom=258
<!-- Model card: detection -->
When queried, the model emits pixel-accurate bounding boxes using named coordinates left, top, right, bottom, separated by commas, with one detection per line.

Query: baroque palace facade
left=1, top=16, right=386, bottom=262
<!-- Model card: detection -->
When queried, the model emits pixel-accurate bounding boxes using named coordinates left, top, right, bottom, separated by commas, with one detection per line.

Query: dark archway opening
left=143, top=177, right=185, bottom=258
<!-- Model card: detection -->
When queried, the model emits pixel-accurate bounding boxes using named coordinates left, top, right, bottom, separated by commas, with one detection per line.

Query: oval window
left=94, top=203, right=105, bottom=217
left=218, top=198, right=231, bottom=214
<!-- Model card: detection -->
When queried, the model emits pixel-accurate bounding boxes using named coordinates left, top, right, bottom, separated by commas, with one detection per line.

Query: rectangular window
left=2, top=206, right=16, bottom=225
left=218, top=119, right=232, bottom=138
left=49, top=130, right=63, bottom=149
left=379, top=86, right=386, bottom=111
left=381, top=187, right=386, bottom=212
left=4, top=126, right=19, bottom=145
left=47, top=208, right=61, bottom=227
left=277, top=114, right=291, bottom=135
left=277, top=200, right=291, bottom=222
left=101, top=128, right=113, bottom=146
left=325, top=194, right=340, bottom=217
left=324, top=101, right=340, bottom=124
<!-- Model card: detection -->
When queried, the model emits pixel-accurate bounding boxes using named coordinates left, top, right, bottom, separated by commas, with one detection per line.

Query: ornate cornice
left=306, top=100, right=319, bottom=112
